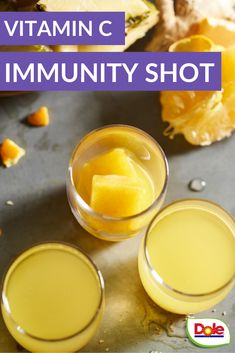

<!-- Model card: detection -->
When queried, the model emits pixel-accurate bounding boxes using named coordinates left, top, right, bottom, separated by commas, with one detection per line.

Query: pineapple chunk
left=91, top=175, right=146, bottom=217
left=0, top=139, right=25, bottom=168
left=77, top=148, right=136, bottom=203
left=27, top=106, right=50, bottom=126
left=37, top=0, right=158, bottom=53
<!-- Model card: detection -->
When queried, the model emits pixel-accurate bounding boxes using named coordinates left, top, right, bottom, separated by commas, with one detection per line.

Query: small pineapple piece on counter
left=27, top=106, right=50, bottom=126
left=0, top=139, right=25, bottom=168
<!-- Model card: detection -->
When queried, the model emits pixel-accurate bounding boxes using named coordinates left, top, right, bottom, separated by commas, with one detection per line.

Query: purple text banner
left=0, top=12, right=125, bottom=45
left=0, top=52, right=221, bottom=91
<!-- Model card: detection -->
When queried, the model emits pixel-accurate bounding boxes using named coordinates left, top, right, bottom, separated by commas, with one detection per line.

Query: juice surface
left=4, top=245, right=101, bottom=340
left=147, top=208, right=235, bottom=295
left=70, top=125, right=168, bottom=241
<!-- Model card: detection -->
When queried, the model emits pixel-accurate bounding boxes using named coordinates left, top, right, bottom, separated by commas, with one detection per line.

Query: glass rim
left=68, top=124, right=169, bottom=222
left=1, top=241, right=105, bottom=342
left=143, top=198, right=235, bottom=298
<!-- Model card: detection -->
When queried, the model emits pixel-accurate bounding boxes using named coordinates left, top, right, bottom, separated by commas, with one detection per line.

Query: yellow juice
left=138, top=200, right=235, bottom=314
left=68, top=125, right=169, bottom=241
left=1, top=243, right=104, bottom=352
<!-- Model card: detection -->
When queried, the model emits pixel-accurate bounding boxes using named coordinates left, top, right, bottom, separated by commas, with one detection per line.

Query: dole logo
left=187, top=318, right=230, bottom=348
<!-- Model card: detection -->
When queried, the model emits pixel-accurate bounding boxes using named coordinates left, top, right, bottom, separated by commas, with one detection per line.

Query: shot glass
left=67, top=125, right=169, bottom=241
left=1, top=243, right=105, bottom=352
left=138, top=199, right=235, bottom=314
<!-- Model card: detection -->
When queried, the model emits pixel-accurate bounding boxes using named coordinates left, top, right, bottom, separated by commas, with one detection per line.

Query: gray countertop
left=0, top=91, right=234, bottom=353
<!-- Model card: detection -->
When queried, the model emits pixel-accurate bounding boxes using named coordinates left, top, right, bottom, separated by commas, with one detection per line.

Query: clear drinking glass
left=67, top=125, right=169, bottom=241
left=138, top=199, right=235, bottom=314
left=1, top=243, right=105, bottom=352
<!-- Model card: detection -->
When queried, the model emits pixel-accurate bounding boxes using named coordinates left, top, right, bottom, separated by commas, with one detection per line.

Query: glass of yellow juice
left=1, top=243, right=104, bottom=353
left=67, top=125, right=169, bottom=241
left=138, top=199, right=235, bottom=314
